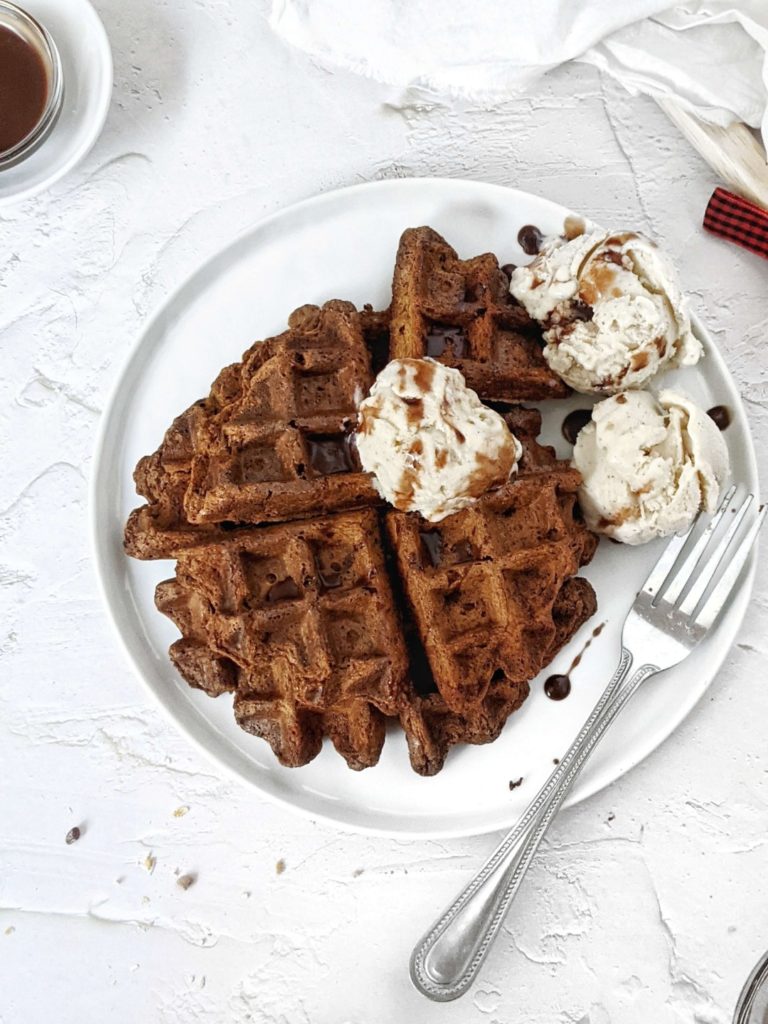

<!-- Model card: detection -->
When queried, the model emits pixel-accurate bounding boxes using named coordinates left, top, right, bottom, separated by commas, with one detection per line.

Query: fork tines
left=640, top=488, right=765, bottom=630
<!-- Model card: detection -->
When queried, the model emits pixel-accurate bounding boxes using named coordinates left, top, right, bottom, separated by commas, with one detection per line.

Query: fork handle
left=410, top=649, right=658, bottom=1002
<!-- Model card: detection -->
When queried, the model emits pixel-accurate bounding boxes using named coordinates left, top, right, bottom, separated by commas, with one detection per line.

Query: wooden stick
left=656, top=96, right=768, bottom=211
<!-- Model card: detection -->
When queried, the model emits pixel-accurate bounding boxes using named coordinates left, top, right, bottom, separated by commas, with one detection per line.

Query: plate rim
left=0, top=0, right=113, bottom=208
left=90, top=176, right=759, bottom=839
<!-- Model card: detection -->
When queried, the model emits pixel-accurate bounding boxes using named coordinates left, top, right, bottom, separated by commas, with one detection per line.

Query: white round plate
left=92, top=178, right=758, bottom=839
left=0, top=0, right=111, bottom=206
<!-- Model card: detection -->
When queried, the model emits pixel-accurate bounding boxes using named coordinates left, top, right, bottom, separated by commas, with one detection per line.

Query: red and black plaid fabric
left=703, top=187, right=768, bottom=261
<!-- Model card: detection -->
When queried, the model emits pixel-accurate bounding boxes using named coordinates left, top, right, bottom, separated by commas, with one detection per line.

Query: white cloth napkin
left=269, top=1, right=768, bottom=143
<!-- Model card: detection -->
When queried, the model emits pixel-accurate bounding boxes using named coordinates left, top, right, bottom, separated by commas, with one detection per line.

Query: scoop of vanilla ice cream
left=356, top=358, right=522, bottom=523
left=510, top=229, right=702, bottom=394
left=572, top=389, right=729, bottom=545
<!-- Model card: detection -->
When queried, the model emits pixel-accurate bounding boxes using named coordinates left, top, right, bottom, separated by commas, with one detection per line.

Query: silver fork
left=411, top=488, right=765, bottom=1002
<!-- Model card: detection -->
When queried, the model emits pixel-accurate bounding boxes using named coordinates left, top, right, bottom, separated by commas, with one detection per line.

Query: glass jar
left=0, top=1, right=63, bottom=169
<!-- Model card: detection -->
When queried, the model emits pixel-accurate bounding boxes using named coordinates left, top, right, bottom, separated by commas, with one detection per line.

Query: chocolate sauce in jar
left=0, top=26, right=49, bottom=155
left=561, top=408, right=593, bottom=445
left=517, top=224, right=544, bottom=256
left=707, top=405, right=731, bottom=431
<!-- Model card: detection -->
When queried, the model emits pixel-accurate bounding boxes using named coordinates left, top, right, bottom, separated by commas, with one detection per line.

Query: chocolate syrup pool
left=544, top=622, right=606, bottom=700
left=0, top=25, right=49, bottom=154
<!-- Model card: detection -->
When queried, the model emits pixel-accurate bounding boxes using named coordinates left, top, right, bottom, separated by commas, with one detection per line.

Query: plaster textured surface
left=1, top=2, right=766, bottom=1021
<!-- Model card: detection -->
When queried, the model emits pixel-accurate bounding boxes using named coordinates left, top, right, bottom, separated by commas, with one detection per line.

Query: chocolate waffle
left=386, top=410, right=597, bottom=715
left=124, top=362, right=244, bottom=560
left=184, top=301, right=379, bottom=526
left=399, top=576, right=597, bottom=775
left=139, top=399, right=597, bottom=773
left=389, top=227, right=569, bottom=401
left=125, top=303, right=391, bottom=560
left=154, top=510, right=409, bottom=770
left=125, top=230, right=599, bottom=775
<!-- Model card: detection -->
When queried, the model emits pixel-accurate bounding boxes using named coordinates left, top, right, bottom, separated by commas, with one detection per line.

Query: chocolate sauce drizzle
left=544, top=622, right=605, bottom=701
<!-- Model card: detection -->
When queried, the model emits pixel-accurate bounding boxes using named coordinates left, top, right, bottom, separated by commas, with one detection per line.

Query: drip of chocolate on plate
left=544, top=622, right=605, bottom=700
left=0, top=26, right=48, bottom=155
left=544, top=674, right=571, bottom=701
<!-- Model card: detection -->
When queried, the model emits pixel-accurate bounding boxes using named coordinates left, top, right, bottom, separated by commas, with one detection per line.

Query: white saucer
left=0, top=0, right=112, bottom=206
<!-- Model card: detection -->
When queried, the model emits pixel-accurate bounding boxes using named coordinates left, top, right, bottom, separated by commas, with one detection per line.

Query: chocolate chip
left=562, top=409, right=593, bottom=445
left=517, top=224, right=544, bottom=256
left=707, top=405, right=731, bottom=431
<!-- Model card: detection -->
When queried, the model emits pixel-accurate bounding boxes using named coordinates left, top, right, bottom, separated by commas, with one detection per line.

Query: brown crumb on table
left=607, top=812, right=615, bottom=823
left=553, top=758, right=560, bottom=765
left=508, top=777, right=524, bottom=791
left=65, top=826, right=81, bottom=845
left=275, top=858, right=286, bottom=875
left=177, top=874, right=196, bottom=891
left=143, top=853, right=156, bottom=874
left=173, top=806, right=190, bottom=818
left=5, top=927, right=15, bottom=936
left=352, top=868, right=365, bottom=878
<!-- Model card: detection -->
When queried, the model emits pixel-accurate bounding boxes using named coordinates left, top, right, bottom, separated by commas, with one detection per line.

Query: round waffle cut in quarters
left=124, top=231, right=598, bottom=775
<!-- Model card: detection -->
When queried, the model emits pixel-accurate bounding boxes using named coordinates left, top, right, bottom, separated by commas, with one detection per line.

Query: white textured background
left=1, top=2, right=767, bottom=1021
